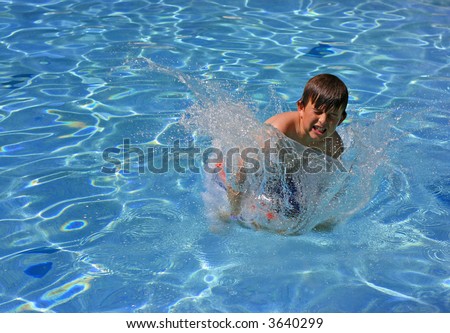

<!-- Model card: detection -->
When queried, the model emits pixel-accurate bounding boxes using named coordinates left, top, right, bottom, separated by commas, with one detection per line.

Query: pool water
left=0, top=0, right=449, bottom=312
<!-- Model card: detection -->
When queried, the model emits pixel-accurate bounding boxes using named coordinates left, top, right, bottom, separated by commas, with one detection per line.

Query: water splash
left=138, top=57, right=390, bottom=234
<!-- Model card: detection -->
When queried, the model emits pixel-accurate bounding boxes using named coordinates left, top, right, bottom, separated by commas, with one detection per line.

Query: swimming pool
left=0, top=0, right=448, bottom=312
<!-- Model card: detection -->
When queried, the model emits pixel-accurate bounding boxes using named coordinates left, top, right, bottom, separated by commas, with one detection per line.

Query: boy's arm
left=226, top=113, right=293, bottom=217
left=226, top=166, right=246, bottom=217
left=227, top=186, right=242, bottom=216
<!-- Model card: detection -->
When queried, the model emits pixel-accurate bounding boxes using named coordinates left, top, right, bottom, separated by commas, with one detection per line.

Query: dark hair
left=300, top=74, right=348, bottom=118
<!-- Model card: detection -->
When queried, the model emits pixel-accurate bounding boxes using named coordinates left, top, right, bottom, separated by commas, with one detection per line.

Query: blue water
left=0, top=0, right=449, bottom=312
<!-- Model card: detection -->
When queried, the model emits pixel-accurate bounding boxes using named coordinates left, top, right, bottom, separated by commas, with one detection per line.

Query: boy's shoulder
left=264, top=112, right=297, bottom=134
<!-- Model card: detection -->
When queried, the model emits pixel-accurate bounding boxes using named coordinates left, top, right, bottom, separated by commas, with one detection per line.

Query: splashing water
left=138, top=57, right=391, bottom=234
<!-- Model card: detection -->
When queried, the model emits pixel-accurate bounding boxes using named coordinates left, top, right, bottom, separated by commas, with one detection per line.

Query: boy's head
left=299, top=74, right=348, bottom=122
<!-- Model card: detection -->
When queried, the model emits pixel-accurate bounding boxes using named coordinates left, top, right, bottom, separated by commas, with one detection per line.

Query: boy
left=265, top=73, right=348, bottom=159
left=226, top=74, right=348, bottom=221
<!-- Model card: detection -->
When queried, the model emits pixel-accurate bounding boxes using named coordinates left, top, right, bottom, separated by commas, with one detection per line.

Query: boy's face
left=297, top=99, right=345, bottom=141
